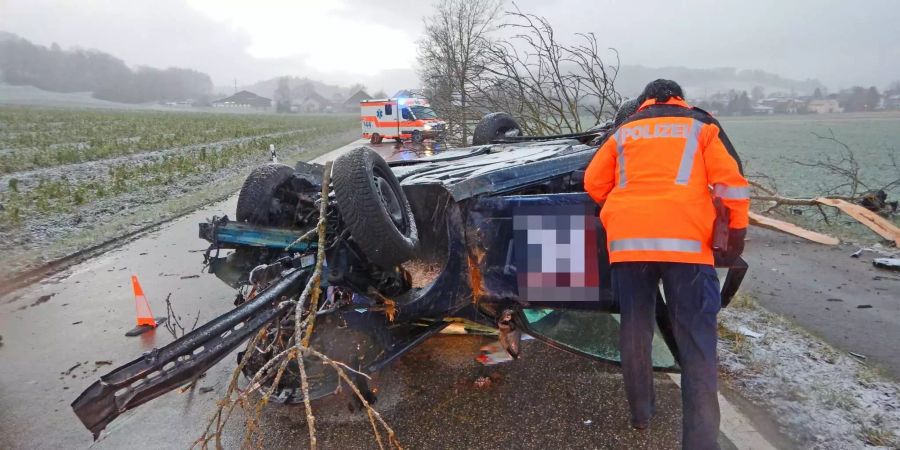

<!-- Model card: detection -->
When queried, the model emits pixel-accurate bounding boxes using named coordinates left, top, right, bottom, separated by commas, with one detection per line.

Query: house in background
left=294, top=91, right=333, bottom=113
left=751, top=104, right=775, bottom=115
left=342, top=89, right=371, bottom=112
left=760, top=97, right=801, bottom=114
left=885, top=94, right=900, bottom=110
left=212, top=90, right=272, bottom=109
left=807, top=98, right=843, bottom=114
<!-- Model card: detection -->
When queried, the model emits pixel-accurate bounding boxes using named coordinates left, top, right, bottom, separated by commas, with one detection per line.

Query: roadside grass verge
left=718, top=294, right=900, bottom=449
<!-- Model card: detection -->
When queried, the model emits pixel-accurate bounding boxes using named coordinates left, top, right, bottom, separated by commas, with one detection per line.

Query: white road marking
left=668, top=373, right=778, bottom=450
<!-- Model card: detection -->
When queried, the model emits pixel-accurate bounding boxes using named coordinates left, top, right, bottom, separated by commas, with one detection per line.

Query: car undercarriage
left=72, top=115, right=747, bottom=438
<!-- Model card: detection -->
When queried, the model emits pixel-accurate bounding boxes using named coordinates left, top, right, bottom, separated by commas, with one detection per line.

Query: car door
left=467, top=192, right=747, bottom=371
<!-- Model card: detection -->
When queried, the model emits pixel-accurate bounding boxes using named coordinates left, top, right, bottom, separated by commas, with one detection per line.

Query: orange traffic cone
left=125, top=275, right=167, bottom=337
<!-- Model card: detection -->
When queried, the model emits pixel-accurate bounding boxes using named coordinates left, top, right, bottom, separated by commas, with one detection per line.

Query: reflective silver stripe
left=713, top=184, right=750, bottom=199
left=609, top=238, right=703, bottom=253
left=616, top=130, right=627, bottom=187
left=674, top=119, right=704, bottom=185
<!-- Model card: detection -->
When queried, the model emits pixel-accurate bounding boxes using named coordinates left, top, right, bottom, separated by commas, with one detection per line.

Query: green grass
left=0, top=106, right=356, bottom=173
left=0, top=106, right=358, bottom=228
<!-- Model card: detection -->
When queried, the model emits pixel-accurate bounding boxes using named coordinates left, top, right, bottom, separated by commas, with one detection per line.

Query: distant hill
left=616, top=65, right=825, bottom=98
left=0, top=32, right=213, bottom=104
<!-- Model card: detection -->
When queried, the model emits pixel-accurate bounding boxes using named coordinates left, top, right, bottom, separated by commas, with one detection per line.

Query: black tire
left=472, top=112, right=522, bottom=145
left=332, top=147, right=418, bottom=267
left=411, top=130, right=424, bottom=143
left=236, top=163, right=295, bottom=225
left=370, top=133, right=380, bottom=144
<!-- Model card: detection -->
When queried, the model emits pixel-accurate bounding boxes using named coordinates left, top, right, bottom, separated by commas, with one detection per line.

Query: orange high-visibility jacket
left=584, top=98, right=749, bottom=265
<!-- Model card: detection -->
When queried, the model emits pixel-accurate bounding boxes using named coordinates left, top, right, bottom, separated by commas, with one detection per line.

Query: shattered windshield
left=523, top=309, right=678, bottom=370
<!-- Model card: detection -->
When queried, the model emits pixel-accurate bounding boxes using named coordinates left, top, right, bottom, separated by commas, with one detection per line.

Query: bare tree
left=274, top=76, right=292, bottom=113
left=474, top=6, right=621, bottom=135
left=418, top=0, right=502, bottom=145
left=417, top=2, right=621, bottom=142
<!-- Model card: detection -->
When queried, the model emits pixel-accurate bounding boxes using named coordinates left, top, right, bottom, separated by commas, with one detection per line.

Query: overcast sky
left=2, top=0, right=898, bottom=93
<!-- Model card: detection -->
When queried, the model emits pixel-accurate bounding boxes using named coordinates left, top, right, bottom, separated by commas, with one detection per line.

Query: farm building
left=212, top=90, right=272, bottom=109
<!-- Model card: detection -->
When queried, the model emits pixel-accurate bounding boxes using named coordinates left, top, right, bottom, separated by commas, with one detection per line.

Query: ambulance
left=360, top=97, right=446, bottom=144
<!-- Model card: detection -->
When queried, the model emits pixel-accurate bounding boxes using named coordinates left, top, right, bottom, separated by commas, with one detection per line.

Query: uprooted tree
left=417, top=1, right=621, bottom=145
left=749, top=130, right=900, bottom=212
left=747, top=130, right=900, bottom=245
left=473, top=5, right=621, bottom=136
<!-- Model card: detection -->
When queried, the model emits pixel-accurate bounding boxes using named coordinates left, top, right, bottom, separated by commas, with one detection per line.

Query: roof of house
left=299, top=91, right=331, bottom=105
left=344, top=89, right=371, bottom=105
left=213, top=90, right=271, bottom=104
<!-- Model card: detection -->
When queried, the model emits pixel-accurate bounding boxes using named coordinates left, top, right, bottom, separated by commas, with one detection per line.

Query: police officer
left=584, top=79, right=749, bottom=449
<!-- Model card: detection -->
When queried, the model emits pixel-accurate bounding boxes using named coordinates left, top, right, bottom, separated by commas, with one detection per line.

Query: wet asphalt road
left=743, top=227, right=900, bottom=379
left=0, top=139, right=735, bottom=449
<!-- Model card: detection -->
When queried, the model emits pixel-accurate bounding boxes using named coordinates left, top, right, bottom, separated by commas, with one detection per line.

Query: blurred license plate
left=513, top=204, right=601, bottom=302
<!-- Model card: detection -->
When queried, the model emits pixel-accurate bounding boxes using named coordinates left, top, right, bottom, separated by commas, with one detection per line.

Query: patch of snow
left=719, top=303, right=900, bottom=449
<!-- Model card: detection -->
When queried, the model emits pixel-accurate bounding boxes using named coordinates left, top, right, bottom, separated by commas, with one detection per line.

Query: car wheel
left=332, top=147, right=418, bottom=267
left=236, top=163, right=295, bottom=225
left=472, top=112, right=522, bottom=145
left=370, top=133, right=381, bottom=144
left=411, top=130, right=424, bottom=143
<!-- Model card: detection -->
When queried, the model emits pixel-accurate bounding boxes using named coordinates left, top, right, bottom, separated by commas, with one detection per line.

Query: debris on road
left=873, top=258, right=900, bottom=271
left=475, top=341, right=514, bottom=366
left=62, top=362, right=82, bottom=376
left=738, top=326, right=764, bottom=339
left=815, top=197, right=900, bottom=246
left=16, top=293, right=56, bottom=310
left=473, top=377, right=491, bottom=389
left=748, top=211, right=839, bottom=245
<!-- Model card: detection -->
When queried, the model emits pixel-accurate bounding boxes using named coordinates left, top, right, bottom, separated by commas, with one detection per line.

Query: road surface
left=1, top=139, right=769, bottom=449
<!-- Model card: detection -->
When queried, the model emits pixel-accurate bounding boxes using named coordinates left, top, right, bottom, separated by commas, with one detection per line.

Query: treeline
left=0, top=32, right=212, bottom=104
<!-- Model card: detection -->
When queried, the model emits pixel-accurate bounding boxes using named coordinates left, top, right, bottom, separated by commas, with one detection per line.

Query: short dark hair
left=641, top=79, right=684, bottom=103
left=614, top=98, right=640, bottom=126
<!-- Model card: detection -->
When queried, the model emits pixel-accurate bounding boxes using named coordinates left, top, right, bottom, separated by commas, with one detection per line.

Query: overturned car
left=72, top=113, right=747, bottom=437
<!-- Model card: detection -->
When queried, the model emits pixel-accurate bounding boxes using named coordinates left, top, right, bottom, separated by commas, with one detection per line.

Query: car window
left=384, top=103, right=393, bottom=115
left=401, top=108, right=412, bottom=120
left=522, top=308, right=679, bottom=370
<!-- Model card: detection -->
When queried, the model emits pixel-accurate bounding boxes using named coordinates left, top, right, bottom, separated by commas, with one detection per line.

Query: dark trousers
left=612, top=262, right=721, bottom=450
